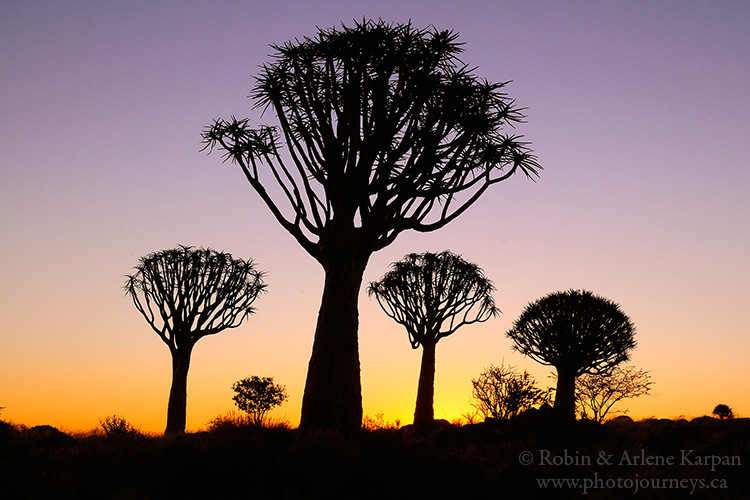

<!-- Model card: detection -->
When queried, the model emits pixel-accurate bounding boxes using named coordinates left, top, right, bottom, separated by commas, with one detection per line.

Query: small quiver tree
left=232, top=376, right=288, bottom=425
left=368, top=251, right=499, bottom=432
left=124, top=245, right=266, bottom=435
left=506, top=289, right=636, bottom=421
left=471, top=361, right=549, bottom=420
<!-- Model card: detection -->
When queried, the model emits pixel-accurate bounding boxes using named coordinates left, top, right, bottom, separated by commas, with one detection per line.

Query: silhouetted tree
left=232, top=376, right=288, bottom=425
left=506, top=289, right=636, bottom=421
left=368, top=251, right=499, bottom=432
left=124, top=245, right=266, bottom=435
left=713, top=404, right=733, bottom=419
left=571, top=365, right=651, bottom=422
left=202, top=20, right=540, bottom=433
left=471, top=361, right=549, bottom=420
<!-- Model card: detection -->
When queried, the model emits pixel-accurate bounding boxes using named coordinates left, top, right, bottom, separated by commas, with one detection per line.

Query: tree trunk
left=413, top=337, right=436, bottom=432
left=554, top=365, right=577, bottom=421
left=299, top=252, right=369, bottom=434
left=165, top=345, right=193, bottom=435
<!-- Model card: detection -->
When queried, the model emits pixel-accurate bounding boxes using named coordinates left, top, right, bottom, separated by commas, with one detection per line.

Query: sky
left=1, top=0, right=748, bottom=433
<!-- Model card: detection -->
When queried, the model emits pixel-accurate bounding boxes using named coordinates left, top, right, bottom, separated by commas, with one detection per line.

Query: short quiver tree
left=232, top=376, right=288, bottom=425
left=203, top=19, right=540, bottom=434
left=506, top=289, right=636, bottom=421
left=368, top=251, right=499, bottom=432
left=124, top=245, right=266, bottom=435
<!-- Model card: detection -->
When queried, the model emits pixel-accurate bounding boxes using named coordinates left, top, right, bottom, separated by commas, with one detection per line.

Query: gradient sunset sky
left=2, top=1, right=748, bottom=433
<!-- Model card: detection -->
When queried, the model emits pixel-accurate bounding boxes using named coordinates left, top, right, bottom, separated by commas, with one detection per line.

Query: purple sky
left=2, top=1, right=748, bottom=431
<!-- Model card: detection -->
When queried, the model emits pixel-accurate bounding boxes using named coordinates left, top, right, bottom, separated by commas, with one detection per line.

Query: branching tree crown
left=124, top=245, right=267, bottom=352
left=367, top=250, right=499, bottom=348
left=202, top=19, right=541, bottom=261
left=507, top=289, right=636, bottom=376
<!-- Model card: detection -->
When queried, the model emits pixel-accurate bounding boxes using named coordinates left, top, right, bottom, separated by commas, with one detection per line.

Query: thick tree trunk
left=165, top=346, right=193, bottom=435
left=299, top=252, right=369, bottom=434
left=554, top=365, right=577, bottom=421
left=413, top=337, right=436, bottom=432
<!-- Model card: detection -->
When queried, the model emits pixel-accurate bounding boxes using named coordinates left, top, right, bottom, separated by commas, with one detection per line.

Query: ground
left=1, top=415, right=747, bottom=499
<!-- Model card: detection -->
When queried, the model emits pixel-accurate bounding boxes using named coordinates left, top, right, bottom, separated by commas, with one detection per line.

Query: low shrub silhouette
left=0, top=418, right=20, bottom=443
left=471, top=361, right=549, bottom=420
left=362, top=413, right=401, bottom=430
left=713, top=403, right=733, bottom=419
left=207, top=410, right=292, bottom=432
left=99, top=414, right=140, bottom=438
left=23, top=425, right=74, bottom=450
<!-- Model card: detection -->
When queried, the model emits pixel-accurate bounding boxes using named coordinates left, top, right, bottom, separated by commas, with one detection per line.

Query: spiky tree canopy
left=124, top=245, right=267, bottom=351
left=506, top=289, right=636, bottom=376
left=202, top=19, right=541, bottom=261
left=368, top=250, right=499, bottom=347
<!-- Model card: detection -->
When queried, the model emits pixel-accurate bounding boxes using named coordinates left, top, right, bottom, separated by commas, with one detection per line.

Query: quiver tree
left=368, top=251, right=499, bottom=432
left=202, top=20, right=540, bottom=433
left=124, top=245, right=266, bottom=435
left=506, top=289, right=636, bottom=421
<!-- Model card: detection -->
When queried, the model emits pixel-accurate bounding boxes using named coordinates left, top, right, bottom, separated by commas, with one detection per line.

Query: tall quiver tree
left=124, top=245, right=266, bottom=435
left=506, top=289, right=636, bottom=421
left=202, top=20, right=540, bottom=433
left=368, top=251, right=499, bottom=432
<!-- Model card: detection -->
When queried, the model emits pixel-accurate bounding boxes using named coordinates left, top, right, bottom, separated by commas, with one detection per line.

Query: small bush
left=471, top=362, right=549, bottom=420
left=712, top=404, right=733, bottom=419
left=99, top=414, right=140, bottom=438
left=0, top=419, right=21, bottom=443
left=206, top=410, right=253, bottom=431
left=22, top=425, right=74, bottom=449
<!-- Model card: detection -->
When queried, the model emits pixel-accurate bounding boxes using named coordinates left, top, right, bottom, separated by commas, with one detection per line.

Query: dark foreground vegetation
left=1, top=414, right=747, bottom=499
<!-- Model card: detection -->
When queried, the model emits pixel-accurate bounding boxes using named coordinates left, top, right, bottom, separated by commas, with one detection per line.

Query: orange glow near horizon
left=3, top=299, right=749, bottom=434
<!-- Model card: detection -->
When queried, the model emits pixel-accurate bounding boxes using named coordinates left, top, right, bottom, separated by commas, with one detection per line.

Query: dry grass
left=206, top=409, right=293, bottom=431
